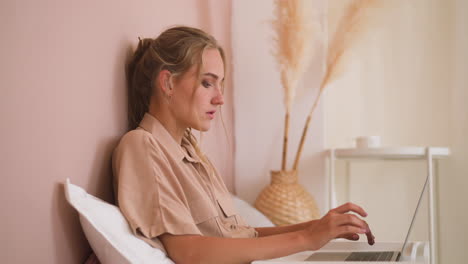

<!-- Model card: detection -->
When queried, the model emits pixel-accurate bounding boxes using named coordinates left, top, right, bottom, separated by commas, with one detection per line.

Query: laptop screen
left=397, top=172, right=430, bottom=260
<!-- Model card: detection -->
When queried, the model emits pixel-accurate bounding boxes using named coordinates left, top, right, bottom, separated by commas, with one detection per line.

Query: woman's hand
left=302, top=202, right=375, bottom=251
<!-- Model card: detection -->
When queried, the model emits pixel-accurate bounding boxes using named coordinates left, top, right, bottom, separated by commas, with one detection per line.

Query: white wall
left=438, top=0, right=468, bottom=262
left=325, top=0, right=466, bottom=262
left=232, top=0, right=328, bottom=214
left=325, top=0, right=450, bottom=148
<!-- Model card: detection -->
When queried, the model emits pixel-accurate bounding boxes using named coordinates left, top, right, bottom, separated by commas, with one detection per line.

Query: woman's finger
left=334, top=214, right=368, bottom=230
left=334, top=225, right=367, bottom=238
left=358, top=220, right=375, bottom=245
left=338, top=233, right=360, bottom=241
left=365, top=226, right=375, bottom=245
left=332, top=202, right=368, bottom=217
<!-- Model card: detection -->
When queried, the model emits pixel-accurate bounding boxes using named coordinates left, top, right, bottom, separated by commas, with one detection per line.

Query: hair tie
left=133, top=37, right=155, bottom=66
left=138, top=37, right=153, bottom=51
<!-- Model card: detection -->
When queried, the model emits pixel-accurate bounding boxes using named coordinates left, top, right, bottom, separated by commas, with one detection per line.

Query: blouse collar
left=139, top=113, right=201, bottom=163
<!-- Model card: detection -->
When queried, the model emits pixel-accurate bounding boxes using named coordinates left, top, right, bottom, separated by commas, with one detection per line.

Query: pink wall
left=0, top=0, right=233, bottom=263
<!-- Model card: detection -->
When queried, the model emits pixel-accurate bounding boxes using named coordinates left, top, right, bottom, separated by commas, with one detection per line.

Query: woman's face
left=170, top=48, right=225, bottom=131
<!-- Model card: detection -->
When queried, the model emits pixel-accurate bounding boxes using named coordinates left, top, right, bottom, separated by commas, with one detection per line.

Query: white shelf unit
left=326, top=147, right=450, bottom=264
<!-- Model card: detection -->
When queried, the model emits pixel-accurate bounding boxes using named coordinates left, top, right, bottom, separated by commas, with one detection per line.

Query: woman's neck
left=148, top=106, right=186, bottom=145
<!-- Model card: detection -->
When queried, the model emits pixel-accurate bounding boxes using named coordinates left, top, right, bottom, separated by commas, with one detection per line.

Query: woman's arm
left=160, top=203, right=375, bottom=264
left=161, top=230, right=309, bottom=264
left=255, top=220, right=316, bottom=237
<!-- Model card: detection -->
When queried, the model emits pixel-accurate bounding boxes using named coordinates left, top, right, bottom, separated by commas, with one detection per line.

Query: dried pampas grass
left=323, top=0, right=380, bottom=87
left=293, top=0, right=382, bottom=170
left=273, top=0, right=318, bottom=112
left=273, top=0, right=319, bottom=170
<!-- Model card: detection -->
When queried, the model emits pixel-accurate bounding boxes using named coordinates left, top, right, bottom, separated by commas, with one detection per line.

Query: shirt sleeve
left=112, top=130, right=202, bottom=240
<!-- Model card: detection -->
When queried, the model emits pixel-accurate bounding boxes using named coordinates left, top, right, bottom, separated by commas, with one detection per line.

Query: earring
left=165, top=93, right=172, bottom=103
left=163, top=80, right=172, bottom=103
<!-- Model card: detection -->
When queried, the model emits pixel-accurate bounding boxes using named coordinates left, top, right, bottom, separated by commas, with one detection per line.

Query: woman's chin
left=191, top=123, right=211, bottom=132
left=200, top=124, right=211, bottom=132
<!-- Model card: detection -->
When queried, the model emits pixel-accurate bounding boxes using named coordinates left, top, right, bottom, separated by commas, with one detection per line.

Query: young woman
left=112, top=26, right=374, bottom=264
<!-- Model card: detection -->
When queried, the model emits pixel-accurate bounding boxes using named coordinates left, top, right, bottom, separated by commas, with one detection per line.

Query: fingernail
left=361, top=229, right=367, bottom=233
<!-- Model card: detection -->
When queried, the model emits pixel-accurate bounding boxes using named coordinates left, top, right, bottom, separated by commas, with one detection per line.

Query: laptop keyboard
left=345, top=251, right=394, bottom=261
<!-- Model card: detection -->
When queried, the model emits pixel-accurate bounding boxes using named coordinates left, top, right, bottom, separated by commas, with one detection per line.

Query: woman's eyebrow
left=203, top=72, right=224, bottom=81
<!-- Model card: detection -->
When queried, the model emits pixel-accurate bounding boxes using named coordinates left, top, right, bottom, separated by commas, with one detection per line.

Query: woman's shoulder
left=115, top=128, right=159, bottom=152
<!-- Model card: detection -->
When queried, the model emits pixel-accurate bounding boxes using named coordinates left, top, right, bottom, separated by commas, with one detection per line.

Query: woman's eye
left=202, top=80, right=212, bottom=88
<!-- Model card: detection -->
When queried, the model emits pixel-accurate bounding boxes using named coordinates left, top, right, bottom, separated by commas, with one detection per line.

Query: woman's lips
left=207, top=111, right=216, bottom=119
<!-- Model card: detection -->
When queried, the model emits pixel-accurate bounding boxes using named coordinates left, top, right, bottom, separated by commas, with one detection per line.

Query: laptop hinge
left=395, top=252, right=402, bottom=261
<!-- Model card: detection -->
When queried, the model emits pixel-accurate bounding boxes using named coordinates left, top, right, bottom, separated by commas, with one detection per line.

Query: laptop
left=304, top=173, right=429, bottom=262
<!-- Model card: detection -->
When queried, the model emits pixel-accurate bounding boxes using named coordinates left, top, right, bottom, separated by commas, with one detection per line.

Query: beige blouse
left=112, top=113, right=257, bottom=250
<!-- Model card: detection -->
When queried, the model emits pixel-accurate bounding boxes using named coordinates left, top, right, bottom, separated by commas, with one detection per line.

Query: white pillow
left=64, top=178, right=174, bottom=264
left=232, top=195, right=274, bottom=227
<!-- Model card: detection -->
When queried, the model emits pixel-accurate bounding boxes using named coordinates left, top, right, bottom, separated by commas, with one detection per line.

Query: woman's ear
left=156, top=70, right=173, bottom=96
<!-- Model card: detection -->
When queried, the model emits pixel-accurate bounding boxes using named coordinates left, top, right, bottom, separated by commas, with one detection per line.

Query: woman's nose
left=211, top=90, right=224, bottom=105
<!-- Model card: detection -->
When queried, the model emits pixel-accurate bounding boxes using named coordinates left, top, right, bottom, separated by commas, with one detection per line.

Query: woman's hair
left=126, top=26, right=226, bottom=130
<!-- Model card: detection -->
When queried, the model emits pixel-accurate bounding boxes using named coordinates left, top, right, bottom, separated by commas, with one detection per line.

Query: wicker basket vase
left=254, top=170, right=320, bottom=226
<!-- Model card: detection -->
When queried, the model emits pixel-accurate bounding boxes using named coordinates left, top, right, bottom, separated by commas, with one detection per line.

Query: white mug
left=355, top=136, right=381, bottom=148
